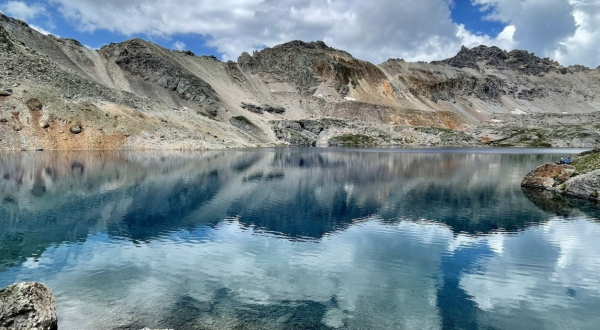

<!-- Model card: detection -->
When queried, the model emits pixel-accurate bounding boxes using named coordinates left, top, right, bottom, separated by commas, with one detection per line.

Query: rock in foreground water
left=0, top=282, right=57, bottom=330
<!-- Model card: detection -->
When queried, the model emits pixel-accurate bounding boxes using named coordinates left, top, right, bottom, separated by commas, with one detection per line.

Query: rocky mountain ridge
left=1, top=12, right=599, bottom=150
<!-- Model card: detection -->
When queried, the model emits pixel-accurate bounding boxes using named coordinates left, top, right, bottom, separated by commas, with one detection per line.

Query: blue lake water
left=0, top=148, right=599, bottom=329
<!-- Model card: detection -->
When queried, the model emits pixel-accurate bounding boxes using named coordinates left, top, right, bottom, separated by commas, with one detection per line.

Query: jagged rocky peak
left=436, top=45, right=562, bottom=75
left=276, top=40, right=331, bottom=50
left=238, top=40, right=386, bottom=96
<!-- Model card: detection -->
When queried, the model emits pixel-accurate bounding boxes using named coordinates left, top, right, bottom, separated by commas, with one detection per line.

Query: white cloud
left=44, top=0, right=598, bottom=66
left=473, top=0, right=600, bottom=67
left=30, top=23, right=58, bottom=37
left=553, top=0, right=600, bottom=68
left=172, top=40, right=186, bottom=50
left=0, top=1, right=45, bottom=20
left=49, top=0, right=516, bottom=63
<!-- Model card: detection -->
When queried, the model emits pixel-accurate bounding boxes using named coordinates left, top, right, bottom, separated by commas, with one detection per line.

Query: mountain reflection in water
left=0, top=148, right=598, bottom=330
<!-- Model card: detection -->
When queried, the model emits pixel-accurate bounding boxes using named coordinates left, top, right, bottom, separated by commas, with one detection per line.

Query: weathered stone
left=241, top=103, right=285, bottom=115
left=521, top=163, right=575, bottom=189
left=0, top=91, right=11, bottom=96
left=565, top=170, right=600, bottom=200
left=25, top=98, right=43, bottom=111
left=39, top=120, right=49, bottom=128
left=0, top=282, right=57, bottom=330
left=70, top=123, right=82, bottom=134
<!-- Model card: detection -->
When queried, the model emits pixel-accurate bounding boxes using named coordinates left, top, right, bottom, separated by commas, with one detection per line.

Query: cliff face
left=1, top=12, right=599, bottom=150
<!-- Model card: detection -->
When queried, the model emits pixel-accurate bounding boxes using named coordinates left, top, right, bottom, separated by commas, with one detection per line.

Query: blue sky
left=0, top=0, right=598, bottom=67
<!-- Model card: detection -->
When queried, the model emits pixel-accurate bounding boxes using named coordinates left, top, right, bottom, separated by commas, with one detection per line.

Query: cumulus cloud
left=553, top=0, right=600, bottom=68
left=0, top=1, right=45, bottom=20
left=473, top=0, right=599, bottom=67
left=0, top=0, right=585, bottom=66
left=48, top=0, right=516, bottom=63
left=172, top=40, right=186, bottom=51
left=30, top=23, right=58, bottom=36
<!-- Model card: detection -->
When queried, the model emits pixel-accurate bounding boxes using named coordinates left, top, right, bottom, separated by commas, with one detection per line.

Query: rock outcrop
left=522, top=149, right=600, bottom=202
left=521, top=163, right=575, bottom=190
left=436, top=45, right=561, bottom=75
left=565, top=170, right=600, bottom=201
left=0, top=282, right=57, bottom=330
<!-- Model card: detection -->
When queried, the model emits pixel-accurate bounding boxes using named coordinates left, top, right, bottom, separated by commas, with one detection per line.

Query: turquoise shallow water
left=0, top=148, right=599, bottom=330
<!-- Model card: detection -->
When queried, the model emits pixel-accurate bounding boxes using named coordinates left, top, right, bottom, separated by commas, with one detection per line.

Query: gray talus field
left=1, top=12, right=599, bottom=150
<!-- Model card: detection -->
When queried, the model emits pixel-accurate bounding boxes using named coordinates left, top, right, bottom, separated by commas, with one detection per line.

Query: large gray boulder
left=521, top=163, right=575, bottom=190
left=0, top=282, right=57, bottom=330
left=565, top=170, right=600, bottom=201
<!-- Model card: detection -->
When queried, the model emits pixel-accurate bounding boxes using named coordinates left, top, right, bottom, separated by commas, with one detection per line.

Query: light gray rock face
left=0, top=282, right=57, bottom=330
left=565, top=170, right=600, bottom=200
left=101, top=39, right=220, bottom=115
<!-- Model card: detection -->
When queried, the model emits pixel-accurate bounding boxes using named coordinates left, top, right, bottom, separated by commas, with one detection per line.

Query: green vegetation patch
left=488, top=128, right=552, bottom=147
left=331, top=134, right=376, bottom=145
left=232, top=116, right=255, bottom=127
left=572, top=149, right=600, bottom=173
left=198, top=111, right=218, bottom=121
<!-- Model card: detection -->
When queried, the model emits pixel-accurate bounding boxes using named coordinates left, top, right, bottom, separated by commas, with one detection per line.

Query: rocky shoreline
left=521, top=149, right=600, bottom=201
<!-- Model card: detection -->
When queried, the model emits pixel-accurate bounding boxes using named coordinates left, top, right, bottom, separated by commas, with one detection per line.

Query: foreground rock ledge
left=522, top=160, right=600, bottom=201
left=0, top=282, right=57, bottom=330
left=521, top=163, right=575, bottom=190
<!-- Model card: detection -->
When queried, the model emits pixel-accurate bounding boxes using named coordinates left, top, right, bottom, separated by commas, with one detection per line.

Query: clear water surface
left=1, top=148, right=599, bottom=330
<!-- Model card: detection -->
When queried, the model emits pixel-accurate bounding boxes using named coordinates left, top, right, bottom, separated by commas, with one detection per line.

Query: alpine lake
left=1, top=147, right=599, bottom=330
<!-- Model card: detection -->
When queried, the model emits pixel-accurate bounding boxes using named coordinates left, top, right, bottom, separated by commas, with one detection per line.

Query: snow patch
left=491, top=119, right=503, bottom=123
left=344, top=97, right=356, bottom=101
left=511, top=108, right=527, bottom=115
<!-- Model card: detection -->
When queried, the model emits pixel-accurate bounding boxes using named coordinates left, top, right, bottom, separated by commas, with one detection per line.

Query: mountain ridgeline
left=1, top=12, right=600, bottom=150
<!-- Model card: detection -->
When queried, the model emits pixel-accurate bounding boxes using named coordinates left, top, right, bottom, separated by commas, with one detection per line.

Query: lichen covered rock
left=521, top=163, right=575, bottom=189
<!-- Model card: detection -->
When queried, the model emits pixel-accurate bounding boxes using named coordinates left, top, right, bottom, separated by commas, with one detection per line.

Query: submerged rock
left=521, top=163, right=575, bottom=190
left=0, top=282, right=57, bottom=330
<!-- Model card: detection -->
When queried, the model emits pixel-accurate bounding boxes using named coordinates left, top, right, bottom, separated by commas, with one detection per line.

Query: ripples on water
left=0, top=148, right=599, bottom=330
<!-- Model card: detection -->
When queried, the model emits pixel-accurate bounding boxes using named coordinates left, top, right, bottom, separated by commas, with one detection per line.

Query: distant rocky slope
left=1, top=12, right=600, bottom=150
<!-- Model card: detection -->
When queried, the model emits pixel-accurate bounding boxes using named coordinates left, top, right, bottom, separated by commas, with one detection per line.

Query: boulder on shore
left=565, top=170, right=600, bottom=201
left=521, top=163, right=575, bottom=190
left=0, top=282, right=57, bottom=330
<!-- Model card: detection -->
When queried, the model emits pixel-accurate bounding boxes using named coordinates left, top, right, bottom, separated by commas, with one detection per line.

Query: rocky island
left=1, top=12, right=600, bottom=150
left=522, top=149, right=600, bottom=201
